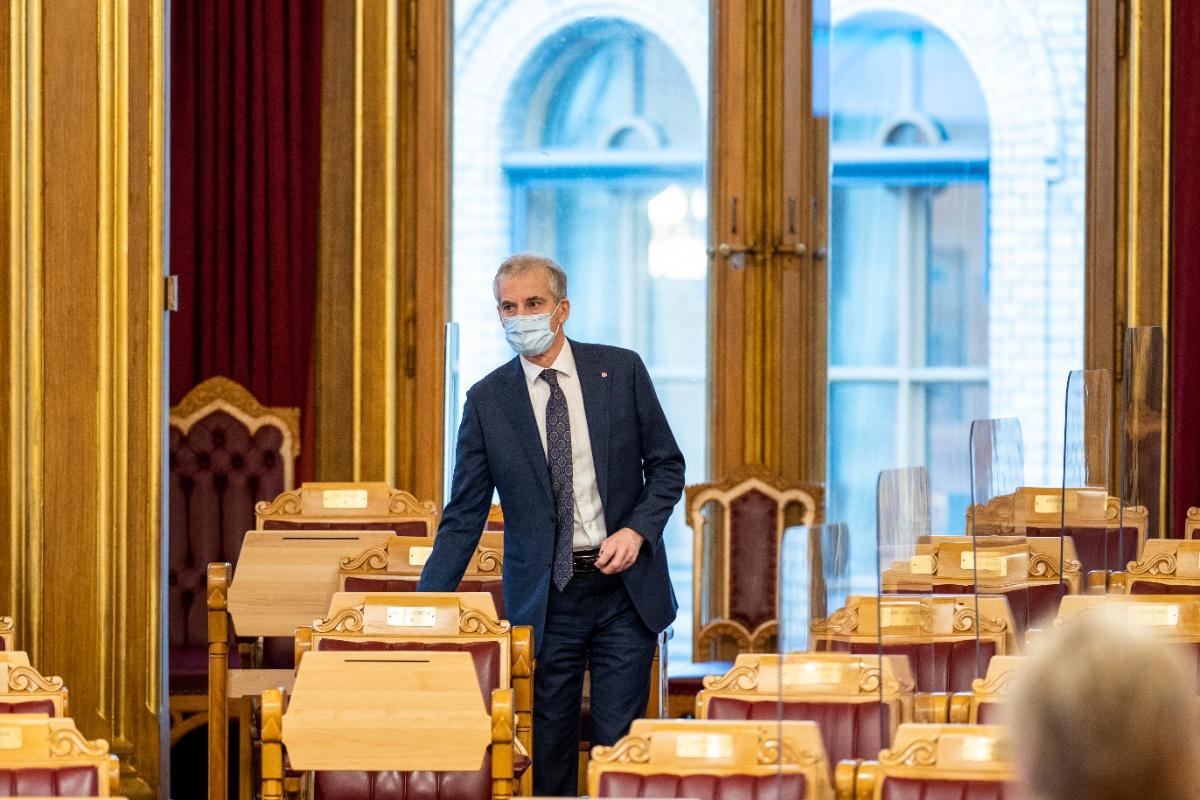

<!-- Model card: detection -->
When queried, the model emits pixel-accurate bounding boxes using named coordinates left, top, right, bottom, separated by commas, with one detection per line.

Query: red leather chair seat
left=262, top=520, right=429, bottom=536
left=0, top=699, right=56, bottom=715
left=705, top=697, right=888, bottom=765
left=975, top=702, right=1002, bottom=725
left=0, top=766, right=99, bottom=796
left=598, top=771, right=807, bottom=799
left=315, top=640, right=500, bottom=710
left=818, top=641, right=995, bottom=694
left=340, top=578, right=505, bottom=619
left=880, top=776, right=1016, bottom=800
left=1025, top=526, right=1139, bottom=579
left=1130, top=581, right=1200, bottom=595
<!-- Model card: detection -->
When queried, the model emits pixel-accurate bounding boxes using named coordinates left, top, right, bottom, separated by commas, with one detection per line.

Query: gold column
left=2, top=0, right=166, bottom=795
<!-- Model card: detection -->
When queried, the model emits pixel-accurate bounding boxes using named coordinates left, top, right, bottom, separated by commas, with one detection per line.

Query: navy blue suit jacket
left=417, top=340, right=684, bottom=653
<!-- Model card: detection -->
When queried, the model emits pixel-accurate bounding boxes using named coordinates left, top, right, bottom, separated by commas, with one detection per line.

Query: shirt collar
left=520, top=338, right=576, bottom=388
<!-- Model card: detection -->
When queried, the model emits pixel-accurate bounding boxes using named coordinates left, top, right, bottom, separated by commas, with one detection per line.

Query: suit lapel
left=573, top=341, right=611, bottom=510
left=496, top=357, right=554, bottom=503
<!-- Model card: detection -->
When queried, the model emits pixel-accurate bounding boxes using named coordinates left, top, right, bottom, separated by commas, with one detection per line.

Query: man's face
left=496, top=268, right=569, bottom=328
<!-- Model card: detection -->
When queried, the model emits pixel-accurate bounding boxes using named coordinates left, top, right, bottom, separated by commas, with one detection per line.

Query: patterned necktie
left=540, top=368, right=574, bottom=590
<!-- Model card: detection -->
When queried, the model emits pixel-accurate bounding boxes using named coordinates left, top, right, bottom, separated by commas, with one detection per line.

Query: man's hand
left=595, top=528, right=644, bottom=575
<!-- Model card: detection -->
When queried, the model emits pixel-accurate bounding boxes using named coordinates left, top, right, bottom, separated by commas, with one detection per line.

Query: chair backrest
left=883, top=536, right=1081, bottom=634
left=0, top=715, right=120, bottom=796
left=1186, top=507, right=1200, bottom=539
left=809, top=595, right=1016, bottom=694
left=967, top=487, right=1147, bottom=579
left=1120, top=539, right=1200, bottom=594
left=588, top=718, right=832, bottom=800
left=696, top=653, right=913, bottom=765
left=0, top=617, right=12, bottom=651
left=948, top=656, right=1025, bottom=725
left=338, top=534, right=505, bottom=615
left=256, top=482, right=437, bottom=537
left=291, top=593, right=530, bottom=800
left=0, top=653, right=67, bottom=716
left=850, top=724, right=1017, bottom=800
left=485, top=503, right=504, bottom=531
left=169, top=376, right=299, bottom=653
left=687, top=468, right=823, bottom=662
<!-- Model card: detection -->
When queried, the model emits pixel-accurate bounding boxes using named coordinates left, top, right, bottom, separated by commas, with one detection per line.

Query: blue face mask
left=502, top=302, right=562, bottom=357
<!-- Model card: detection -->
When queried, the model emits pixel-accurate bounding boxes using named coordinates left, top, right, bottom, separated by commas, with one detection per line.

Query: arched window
left=827, top=13, right=990, bottom=582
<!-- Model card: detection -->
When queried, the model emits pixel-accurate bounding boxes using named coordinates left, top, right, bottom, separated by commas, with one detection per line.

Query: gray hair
left=493, top=253, right=568, bottom=303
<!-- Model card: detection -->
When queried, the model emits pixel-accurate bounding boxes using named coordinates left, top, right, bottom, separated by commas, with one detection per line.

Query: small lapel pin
left=601, top=371, right=608, bottom=378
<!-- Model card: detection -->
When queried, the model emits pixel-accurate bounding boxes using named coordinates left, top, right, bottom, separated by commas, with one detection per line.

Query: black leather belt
left=572, top=547, right=601, bottom=573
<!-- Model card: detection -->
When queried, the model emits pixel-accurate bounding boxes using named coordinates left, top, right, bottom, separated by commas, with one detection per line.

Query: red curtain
left=1173, top=1, right=1200, bottom=535
left=169, top=0, right=322, bottom=481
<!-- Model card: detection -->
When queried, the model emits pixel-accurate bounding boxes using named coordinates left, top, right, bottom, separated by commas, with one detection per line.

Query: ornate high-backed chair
left=696, top=653, right=914, bottom=766
left=281, top=592, right=532, bottom=800
left=0, top=715, right=121, bottom=796
left=810, top=595, right=1017, bottom=697
left=256, top=482, right=437, bottom=536
left=0, top=617, right=12, bottom=651
left=947, top=656, right=1026, bottom=725
left=669, top=468, right=823, bottom=716
left=0, top=652, right=68, bottom=716
left=842, top=724, right=1017, bottom=800
left=587, top=719, right=834, bottom=800
left=169, top=376, right=299, bottom=752
left=967, top=487, right=1147, bottom=581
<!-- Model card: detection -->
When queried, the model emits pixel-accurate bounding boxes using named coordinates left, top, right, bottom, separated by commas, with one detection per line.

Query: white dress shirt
left=521, top=340, right=608, bottom=550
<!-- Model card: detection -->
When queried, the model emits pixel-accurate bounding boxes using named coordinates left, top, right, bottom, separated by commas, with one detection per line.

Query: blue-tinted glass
left=830, top=186, right=899, bottom=367
left=924, top=382, right=988, bottom=533
left=828, top=381, right=897, bottom=589
left=925, top=183, right=988, bottom=367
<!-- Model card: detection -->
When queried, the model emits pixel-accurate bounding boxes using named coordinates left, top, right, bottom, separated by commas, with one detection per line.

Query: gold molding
left=339, top=546, right=389, bottom=572
left=702, top=664, right=759, bottom=692
left=170, top=376, right=302, bottom=453
left=49, top=726, right=110, bottom=758
left=590, top=735, right=651, bottom=765
left=459, top=608, right=511, bottom=636
left=313, top=607, right=366, bottom=634
left=8, top=663, right=65, bottom=693
left=879, top=738, right=939, bottom=768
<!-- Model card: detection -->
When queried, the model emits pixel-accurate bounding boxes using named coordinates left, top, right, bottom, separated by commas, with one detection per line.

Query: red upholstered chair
left=1115, top=539, right=1200, bottom=595
left=255, top=482, right=437, bottom=537
left=0, top=617, right=12, bottom=652
left=669, top=468, right=823, bottom=717
left=285, top=592, right=532, bottom=800
left=842, top=724, right=1017, bottom=800
left=696, top=653, right=914, bottom=768
left=947, top=656, right=1025, bottom=725
left=168, top=376, right=299, bottom=755
left=967, top=487, right=1146, bottom=582
left=0, top=715, right=121, bottom=796
left=0, top=652, right=68, bottom=716
left=809, top=595, right=1017, bottom=699
left=587, top=719, right=834, bottom=799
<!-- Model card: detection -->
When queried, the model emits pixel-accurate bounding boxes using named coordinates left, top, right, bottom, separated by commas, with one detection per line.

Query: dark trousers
left=532, top=570, right=658, bottom=796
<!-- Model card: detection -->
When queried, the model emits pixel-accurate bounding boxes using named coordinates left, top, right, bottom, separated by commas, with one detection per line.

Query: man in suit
left=418, top=252, right=685, bottom=795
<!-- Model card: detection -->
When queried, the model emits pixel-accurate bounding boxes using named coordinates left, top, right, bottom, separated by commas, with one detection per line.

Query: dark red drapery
left=169, top=0, right=322, bottom=481
left=1173, top=1, right=1200, bottom=535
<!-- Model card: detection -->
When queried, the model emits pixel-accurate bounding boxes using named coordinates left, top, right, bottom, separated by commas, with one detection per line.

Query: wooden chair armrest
left=1086, top=569, right=1110, bottom=594
left=490, top=687, right=515, bottom=800
left=914, top=692, right=950, bottom=723
left=834, top=759, right=860, bottom=800
left=260, top=687, right=286, bottom=800
left=1108, top=570, right=1128, bottom=593
left=948, top=692, right=972, bottom=724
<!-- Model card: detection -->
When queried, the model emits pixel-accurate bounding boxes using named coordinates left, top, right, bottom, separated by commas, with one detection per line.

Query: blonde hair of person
left=1010, top=613, right=1200, bottom=800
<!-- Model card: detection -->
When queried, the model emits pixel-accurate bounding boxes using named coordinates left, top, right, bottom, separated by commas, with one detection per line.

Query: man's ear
left=557, top=298, right=570, bottom=325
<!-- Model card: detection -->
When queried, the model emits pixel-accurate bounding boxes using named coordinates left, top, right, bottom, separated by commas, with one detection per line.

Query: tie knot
left=539, top=368, right=559, bottom=386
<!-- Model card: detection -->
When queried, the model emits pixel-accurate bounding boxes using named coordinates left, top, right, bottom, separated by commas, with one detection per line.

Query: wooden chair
left=882, top=535, right=1081, bottom=634
left=255, top=482, right=437, bottom=537
left=168, top=375, right=300, bottom=786
left=1185, top=506, right=1200, bottom=539
left=696, top=652, right=915, bottom=766
left=967, top=486, right=1148, bottom=583
left=809, top=595, right=1017, bottom=706
left=271, top=592, right=531, bottom=800
left=485, top=503, right=504, bottom=531
left=0, top=651, right=68, bottom=716
left=0, top=715, right=121, bottom=796
left=670, top=467, right=823, bottom=717
left=1117, top=538, right=1200, bottom=594
left=0, top=616, right=13, bottom=651
left=587, top=718, right=834, bottom=799
left=841, top=724, right=1016, bottom=800
left=947, top=656, right=1026, bottom=725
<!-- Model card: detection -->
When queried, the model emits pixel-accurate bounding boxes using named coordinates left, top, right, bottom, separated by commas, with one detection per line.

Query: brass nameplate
left=960, top=552, right=1008, bottom=576
left=782, top=662, right=843, bottom=688
left=909, top=555, right=934, bottom=575
left=1034, top=493, right=1079, bottom=514
left=1126, top=604, right=1178, bottom=626
left=386, top=606, right=437, bottom=627
left=881, top=606, right=924, bottom=628
left=408, top=546, right=433, bottom=566
left=323, top=489, right=369, bottom=509
left=0, top=727, right=21, bottom=750
left=675, top=733, right=733, bottom=759
left=960, top=735, right=999, bottom=762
